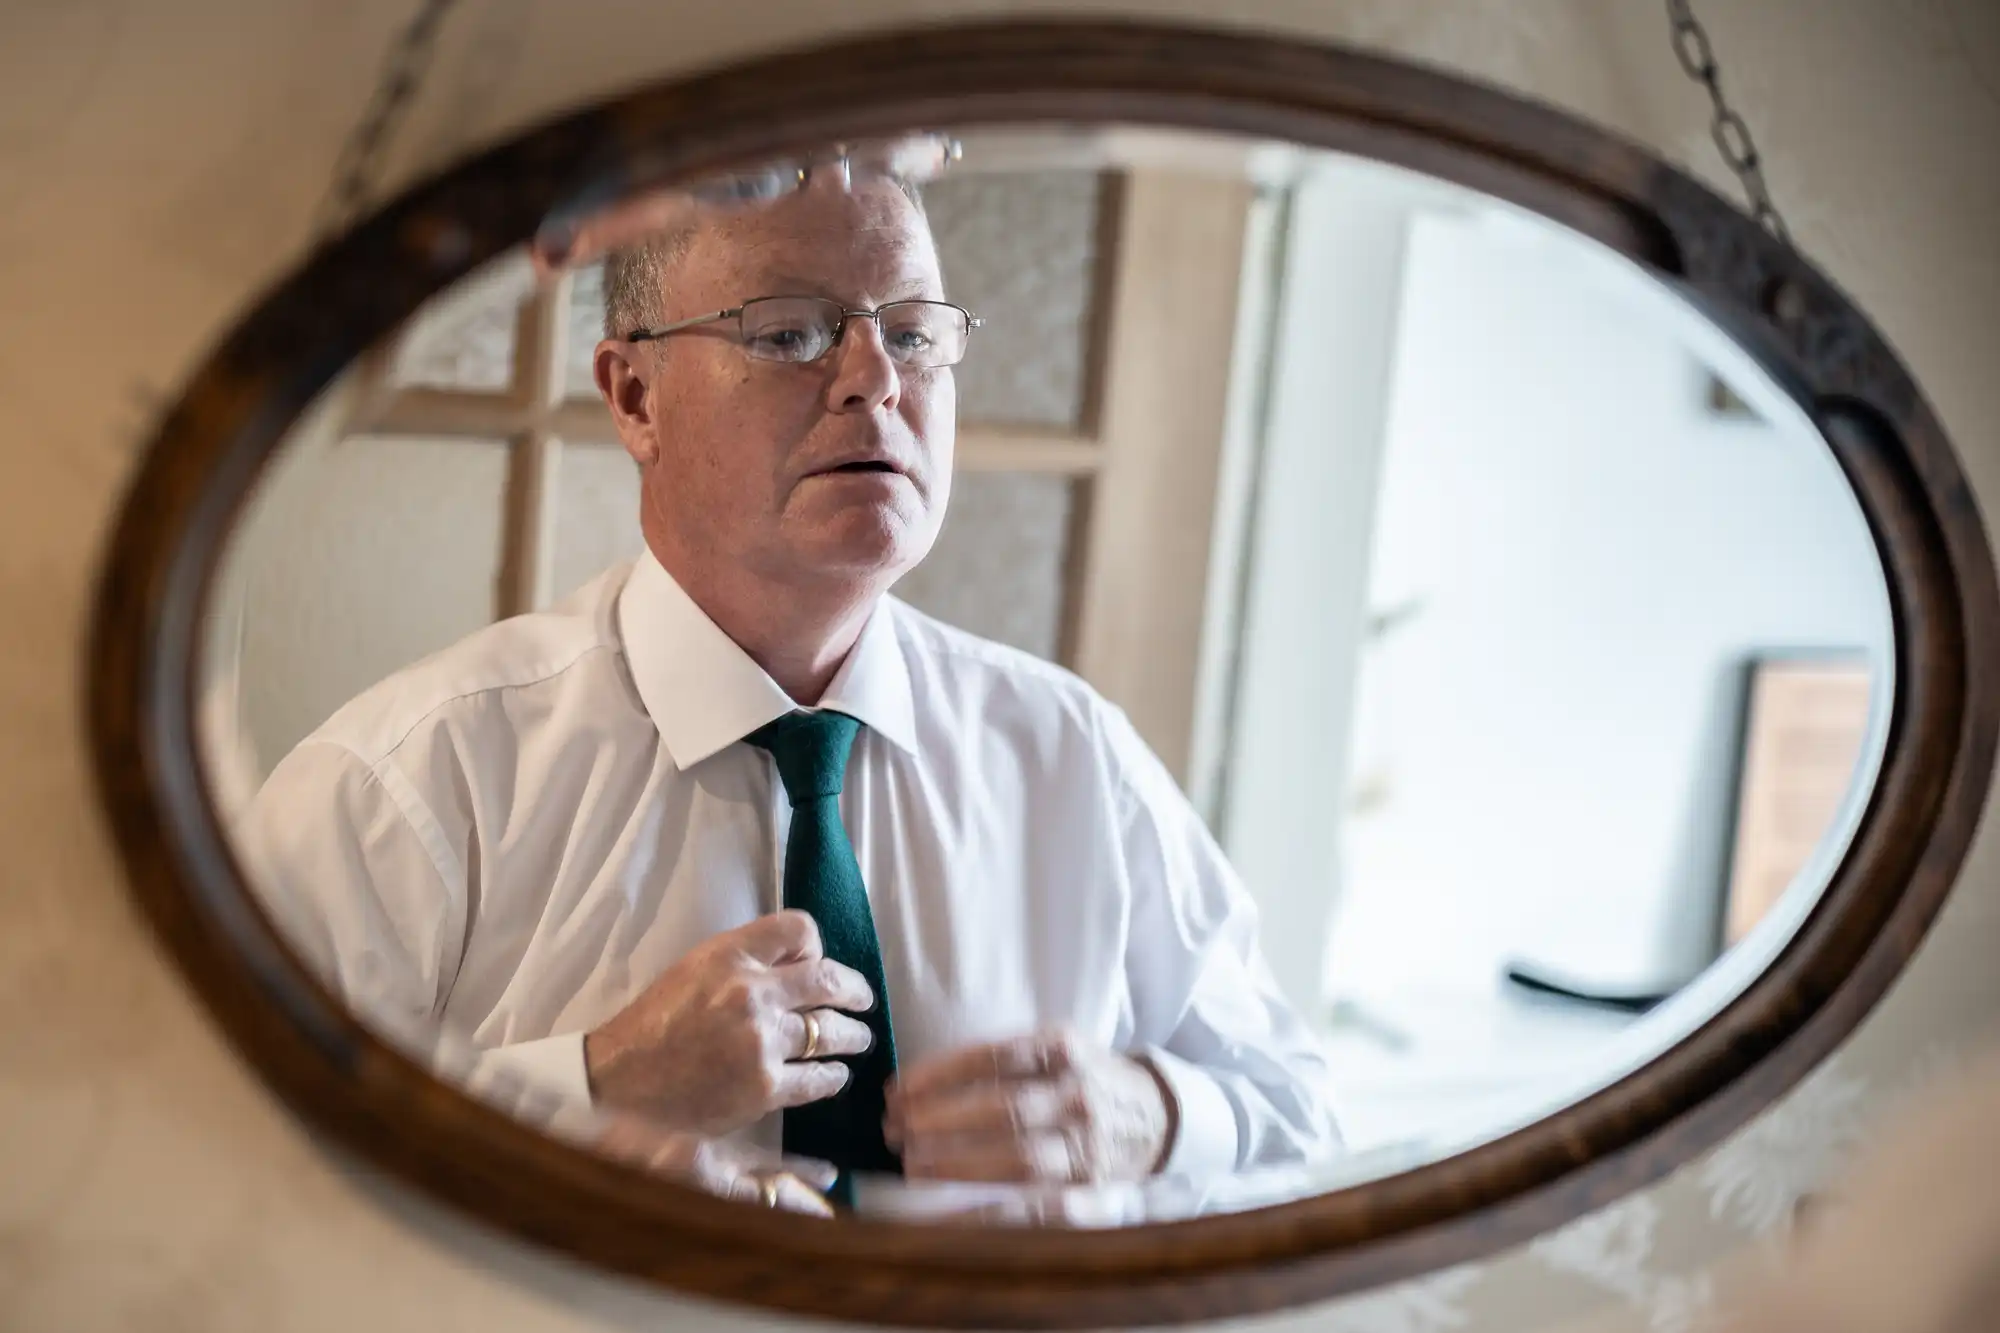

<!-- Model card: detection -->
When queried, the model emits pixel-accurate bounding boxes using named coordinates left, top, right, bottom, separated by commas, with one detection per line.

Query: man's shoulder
left=884, top=596, right=1112, bottom=727
left=307, top=564, right=634, bottom=767
left=884, top=598, right=1191, bottom=821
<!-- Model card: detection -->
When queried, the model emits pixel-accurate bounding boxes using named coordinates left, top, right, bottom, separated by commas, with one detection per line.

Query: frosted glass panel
left=565, top=261, right=608, bottom=400
left=229, top=434, right=509, bottom=772
left=927, top=171, right=1101, bottom=431
left=388, top=252, right=533, bottom=392
left=893, top=472, right=1075, bottom=661
left=550, top=443, right=644, bottom=604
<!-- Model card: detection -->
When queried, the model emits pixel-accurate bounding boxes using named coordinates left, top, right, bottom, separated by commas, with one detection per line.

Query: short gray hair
left=599, top=177, right=929, bottom=341
left=601, top=227, right=697, bottom=342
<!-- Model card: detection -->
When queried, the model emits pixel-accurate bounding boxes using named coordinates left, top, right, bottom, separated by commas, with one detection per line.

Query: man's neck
left=649, top=541, right=882, bottom=705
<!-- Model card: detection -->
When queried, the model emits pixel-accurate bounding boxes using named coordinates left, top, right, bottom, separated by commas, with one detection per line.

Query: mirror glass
left=195, top=123, right=1892, bottom=1225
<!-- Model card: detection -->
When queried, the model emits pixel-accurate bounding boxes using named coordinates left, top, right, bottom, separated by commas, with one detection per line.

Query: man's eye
left=888, top=328, right=935, bottom=352
left=746, top=326, right=823, bottom=359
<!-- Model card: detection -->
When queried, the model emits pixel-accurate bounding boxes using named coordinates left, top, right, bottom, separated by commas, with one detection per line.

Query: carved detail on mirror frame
left=85, top=20, right=1999, bottom=1329
left=1651, top=171, right=1918, bottom=422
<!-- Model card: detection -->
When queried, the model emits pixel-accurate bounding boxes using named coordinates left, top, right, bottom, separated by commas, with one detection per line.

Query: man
left=241, top=150, right=1337, bottom=1209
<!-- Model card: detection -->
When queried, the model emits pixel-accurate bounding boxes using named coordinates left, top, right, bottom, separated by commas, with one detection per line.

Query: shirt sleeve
left=235, top=740, right=595, bottom=1116
left=1100, top=704, right=1344, bottom=1176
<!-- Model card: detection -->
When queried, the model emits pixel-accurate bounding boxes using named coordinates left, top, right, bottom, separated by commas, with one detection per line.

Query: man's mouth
left=821, top=460, right=902, bottom=475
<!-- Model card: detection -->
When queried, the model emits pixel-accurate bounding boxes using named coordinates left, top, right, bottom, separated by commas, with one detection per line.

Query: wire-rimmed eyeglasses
left=625, top=295, right=983, bottom=369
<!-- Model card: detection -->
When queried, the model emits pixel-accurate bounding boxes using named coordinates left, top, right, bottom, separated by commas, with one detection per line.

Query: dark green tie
left=746, top=710, right=901, bottom=1204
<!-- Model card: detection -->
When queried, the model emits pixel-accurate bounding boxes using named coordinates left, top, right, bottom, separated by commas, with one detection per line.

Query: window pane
left=228, top=435, right=509, bottom=770
left=927, top=171, right=1102, bottom=431
left=893, top=472, right=1076, bottom=661
left=387, top=252, right=534, bottom=393
left=549, top=443, right=644, bottom=604
left=565, top=261, right=608, bottom=401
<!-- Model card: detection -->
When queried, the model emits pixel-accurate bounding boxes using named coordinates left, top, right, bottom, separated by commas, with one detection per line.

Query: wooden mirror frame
left=87, top=20, right=1999, bottom=1328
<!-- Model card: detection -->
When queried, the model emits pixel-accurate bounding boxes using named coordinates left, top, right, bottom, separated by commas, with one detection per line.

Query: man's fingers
left=899, top=1079, right=1067, bottom=1142
left=779, top=1153, right=842, bottom=1193
left=735, top=909, right=824, bottom=965
left=903, top=1130, right=1082, bottom=1184
left=785, top=1008, right=874, bottom=1060
left=770, top=1171, right=836, bottom=1217
left=533, top=191, right=702, bottom=275
left=892, top=1030, right=1076, bottom=1104
left=702, top=1166, right=835, bottom=1217
left=772, top=1059, right=852, bottom=1109
left=770, top=956, right=875, bottom=1013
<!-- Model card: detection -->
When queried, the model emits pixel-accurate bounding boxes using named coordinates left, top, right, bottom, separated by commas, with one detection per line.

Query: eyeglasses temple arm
left=625, top=308, right=738, bottom=342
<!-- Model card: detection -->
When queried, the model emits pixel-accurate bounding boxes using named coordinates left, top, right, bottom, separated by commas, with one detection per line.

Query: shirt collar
left=617, top=551, right=917, bottom=770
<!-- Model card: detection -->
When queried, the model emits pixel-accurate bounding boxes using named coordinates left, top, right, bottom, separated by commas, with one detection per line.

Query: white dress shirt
left=239, top=552, right=1340, bottom=1178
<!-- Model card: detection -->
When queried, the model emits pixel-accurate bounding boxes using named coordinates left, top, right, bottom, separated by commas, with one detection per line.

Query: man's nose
left=825, top=317, right=901, bottom=413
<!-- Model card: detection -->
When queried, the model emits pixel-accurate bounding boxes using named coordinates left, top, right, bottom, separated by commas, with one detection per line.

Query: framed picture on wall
left=1722, top=654, right=1876, bottom=947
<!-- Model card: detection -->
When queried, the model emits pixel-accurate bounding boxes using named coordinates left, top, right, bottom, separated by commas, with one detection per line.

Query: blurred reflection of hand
left=529, top=188, right=699, bottom=280
left=582, top=910, right=875, bottom=1135
left=885, top=1029, right=1175, bottom=1184
left=528, top=136, right=958, bottom=281
left=595, top=1115, right=839, bottom=1217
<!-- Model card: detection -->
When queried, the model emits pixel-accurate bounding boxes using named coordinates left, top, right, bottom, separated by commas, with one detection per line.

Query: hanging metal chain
left=1665, top=0, right=1790, bottom=247
left=315, top=0, right=462, bottom=239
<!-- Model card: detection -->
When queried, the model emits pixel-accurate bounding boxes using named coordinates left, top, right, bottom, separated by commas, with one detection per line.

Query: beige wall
left=2, top=3, right=1995, bottom=1330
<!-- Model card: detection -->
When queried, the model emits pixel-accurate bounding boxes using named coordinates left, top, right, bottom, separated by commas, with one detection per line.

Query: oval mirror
left=91, top=21, right=1998, bottom=1328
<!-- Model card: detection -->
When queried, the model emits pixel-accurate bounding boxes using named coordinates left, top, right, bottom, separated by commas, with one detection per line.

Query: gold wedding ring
left=756, top=1169, right=805, bottom=1209
left=799, top=1009, right=822, bottom=1061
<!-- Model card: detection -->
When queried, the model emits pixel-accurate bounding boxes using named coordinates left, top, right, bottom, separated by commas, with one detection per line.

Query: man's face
left=603, top=179, right=955, bottom=596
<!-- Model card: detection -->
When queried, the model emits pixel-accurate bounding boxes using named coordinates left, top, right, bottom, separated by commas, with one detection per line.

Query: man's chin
left=792, top=507, right=935, bottom=584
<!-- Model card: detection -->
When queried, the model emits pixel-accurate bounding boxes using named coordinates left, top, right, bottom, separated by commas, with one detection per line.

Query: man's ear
left=596, top=340, right=659, bottom=465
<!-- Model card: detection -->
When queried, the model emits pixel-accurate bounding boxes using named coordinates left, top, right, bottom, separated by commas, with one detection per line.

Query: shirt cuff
left=1139, top=1046, right=1240, bottom=1180
left=464, top=1032, right=594, bottom=1113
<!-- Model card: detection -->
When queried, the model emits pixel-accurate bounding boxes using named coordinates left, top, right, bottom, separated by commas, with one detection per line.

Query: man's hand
left=530, top=188, right=700, bottom=279
left=583, top=910, right=875, bottom=1135
left=884, top=1029, right=1178, bottom=1184
left=595, top=1115, right=840, bottom=1216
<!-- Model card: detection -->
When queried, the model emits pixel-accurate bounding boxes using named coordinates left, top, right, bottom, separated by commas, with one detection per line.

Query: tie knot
left=746, top=710, right=862, bottom=803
